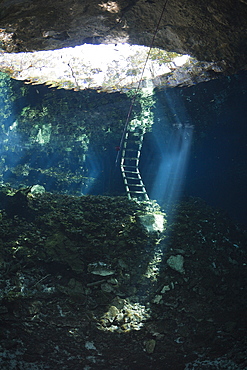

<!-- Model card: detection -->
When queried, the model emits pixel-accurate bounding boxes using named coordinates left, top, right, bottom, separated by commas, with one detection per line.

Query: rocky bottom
left=0, top=188, right=246, bottom=369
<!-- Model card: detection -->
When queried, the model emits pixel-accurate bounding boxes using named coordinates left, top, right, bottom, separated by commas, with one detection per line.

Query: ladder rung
left=124, top=177, right=141, bottom=181
left=122, top=169, right=139, bottom=173
left=125, top=137, right=143, bottom=144
left=123, top=155, right=139, bottom=158
left=123, top=176, right=141, bottom=181
left=124, top=147, right=141, bottom=152
left=122, top=165, right=138, bottom=169
left=124, top=148, right=139, bottom=151
left=124, top=158, right=140, bottom=163
left=133, top=132, right=143, bottom=136
left=124, top=183, right=144, bottom=187
left=127, top=190, right=147, bottom=194
left=122, top=171, right=139, bottom=174
left=120, top=126, right=149, bottom=201
left=124, top=142, right=141, bottom=146
left=124, top=177, right=142, bottom=181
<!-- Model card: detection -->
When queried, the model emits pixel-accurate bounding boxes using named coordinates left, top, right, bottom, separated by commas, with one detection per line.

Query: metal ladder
left=120, top=125, right=149, bottom=201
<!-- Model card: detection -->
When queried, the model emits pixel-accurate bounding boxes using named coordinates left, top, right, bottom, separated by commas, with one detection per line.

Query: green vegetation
left=0, top=190, right=162, bottom=277
left=127, top=86, right=155, bottom=131
left=0, top=72, right=27, bottom=123
left=149, top=48, right=181, bottom=63
left=0, top=69, right=159, bottom=193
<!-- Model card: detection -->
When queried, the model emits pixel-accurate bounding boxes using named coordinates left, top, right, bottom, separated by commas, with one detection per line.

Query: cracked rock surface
left=0, top=0, right=246, bottom=74
left=0, top=45, right=225, bottom=91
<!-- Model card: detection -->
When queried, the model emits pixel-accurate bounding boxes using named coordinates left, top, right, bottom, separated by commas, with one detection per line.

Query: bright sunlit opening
left=0, top=43, right=191, bottom=92
left=173, top=54, right=190, bottom=67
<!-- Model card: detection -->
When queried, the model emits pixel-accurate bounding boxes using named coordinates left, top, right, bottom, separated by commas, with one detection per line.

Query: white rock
left=167, top=255, right=185, bottom=274
left=30, top=184, right=45, bottom=195
left=139, top=213, right=164, bottom=233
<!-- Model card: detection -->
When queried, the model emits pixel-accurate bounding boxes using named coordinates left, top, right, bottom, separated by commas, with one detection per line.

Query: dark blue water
left=141, top=72, right=247, bottom=226
left=1, top=71, right=246, bottom=226
left=185, top=117, right=247, bottom=226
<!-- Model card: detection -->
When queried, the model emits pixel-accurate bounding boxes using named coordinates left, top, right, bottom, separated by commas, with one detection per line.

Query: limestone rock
left=0, top=0, right=246, bottom=75
left=139, top=213, right=164, bottom=233
left=167, top=254, right=185, bottom=274
left=145, top=339, right=156, bottom=354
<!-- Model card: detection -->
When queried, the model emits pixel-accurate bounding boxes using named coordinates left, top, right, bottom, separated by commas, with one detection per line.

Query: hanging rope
left=115, top=0, right=169, bottom=166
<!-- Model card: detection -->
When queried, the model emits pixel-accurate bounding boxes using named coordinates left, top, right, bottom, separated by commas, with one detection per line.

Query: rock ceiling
left=0, top=0, right=246, bottom=90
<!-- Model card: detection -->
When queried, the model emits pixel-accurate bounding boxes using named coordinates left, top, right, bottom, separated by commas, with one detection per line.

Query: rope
left=115, top=0, right=169, bottom=166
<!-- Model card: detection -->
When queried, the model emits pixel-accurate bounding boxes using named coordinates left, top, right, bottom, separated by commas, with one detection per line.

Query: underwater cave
left=0, top=1, right=246, bottom=369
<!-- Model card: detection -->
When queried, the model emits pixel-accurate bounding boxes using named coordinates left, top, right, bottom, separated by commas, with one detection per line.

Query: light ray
left=150, top=94, right=193, bottom=214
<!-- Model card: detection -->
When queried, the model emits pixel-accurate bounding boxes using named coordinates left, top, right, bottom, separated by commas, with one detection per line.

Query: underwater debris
left=98, top=297, right=150, bottom=333
left=0, top=192, right=246, bottom=368
left=88, top=262, right=115, bottom=276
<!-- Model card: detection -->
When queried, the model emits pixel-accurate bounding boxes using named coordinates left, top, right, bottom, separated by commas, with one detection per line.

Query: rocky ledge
left=0, top=187, right=246, bottom=369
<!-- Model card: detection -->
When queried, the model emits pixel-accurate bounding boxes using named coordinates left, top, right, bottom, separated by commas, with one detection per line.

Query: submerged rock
left=30, top=184, right=46, bottom=195
left=166, top=254, right=185, bottom=274
left=139, top=212, right=165, bottom=233
left=0, top=194, right=246, bottom=369
left=88, top=262, right=115, bottom=276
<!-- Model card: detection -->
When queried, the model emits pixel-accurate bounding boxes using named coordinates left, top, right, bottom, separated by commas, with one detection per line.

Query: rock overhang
left=0, top=43, right=227, bottom=92
left=0, top=0, right=246, bottom=90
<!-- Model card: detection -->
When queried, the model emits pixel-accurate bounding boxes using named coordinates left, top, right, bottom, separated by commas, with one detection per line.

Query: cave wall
left=0, top=0, right=246, bottom=73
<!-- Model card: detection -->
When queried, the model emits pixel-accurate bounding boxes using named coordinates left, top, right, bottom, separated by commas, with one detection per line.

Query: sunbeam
left=150, top=123, right=193, bottom=212
left=0, top=115, right=22, bottom=185
left=149, top=91, right=194, bottom=214
left=81, top=148, right=103, bottom=195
